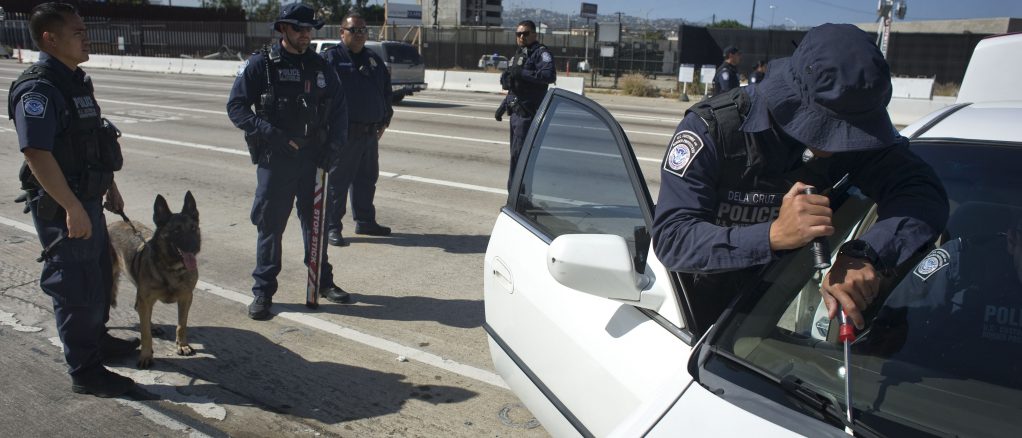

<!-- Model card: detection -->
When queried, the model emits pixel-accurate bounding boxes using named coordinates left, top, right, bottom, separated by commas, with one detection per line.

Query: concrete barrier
left=123, top=56, right=182, bottom=74
left=891, top=77, right=935, bottom=100
left=887, top=96, right=956, bottom=126
left=425, top=69, right=446, bottom=91
left=182, top=59, right=245, bottom=77
left=442, top=71, right=503, bottom=93
left=551, top=76, right=585, bottom=95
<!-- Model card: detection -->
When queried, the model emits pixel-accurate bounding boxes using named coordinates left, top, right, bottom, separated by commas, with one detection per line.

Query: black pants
left=508, top=112, right=534, bottom=191
left=327, top=126, right=380, bottom=232
left=30, top=197, right=111, bottom=377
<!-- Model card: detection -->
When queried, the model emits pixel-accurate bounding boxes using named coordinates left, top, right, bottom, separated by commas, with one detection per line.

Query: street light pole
left=769, top=5, right=775, bottom=28
left=750, top=0, right=757, bottom=29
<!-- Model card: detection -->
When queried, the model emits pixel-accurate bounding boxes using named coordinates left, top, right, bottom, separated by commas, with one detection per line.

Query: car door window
left=512, top=91, right=652, bottom=266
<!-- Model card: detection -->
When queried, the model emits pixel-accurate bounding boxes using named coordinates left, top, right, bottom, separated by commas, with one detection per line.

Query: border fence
left=0, top=12, right=991, bottom=85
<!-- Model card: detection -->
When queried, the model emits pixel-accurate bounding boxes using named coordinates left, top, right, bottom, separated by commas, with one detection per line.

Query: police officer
left=227, top=2, right=351, bottom=319
left=749, top=60, right=766, bottom=85
left=498, top=20, right=556, bottom=190
left=323, top=12, right=394, bottom=247
left=652, top=24, right=949, bottom=335
left=9, top=2, right=137, bottom=397
left=870, top=213, right=1022, bottom=386
left=711, top=45, right=741, bottom=96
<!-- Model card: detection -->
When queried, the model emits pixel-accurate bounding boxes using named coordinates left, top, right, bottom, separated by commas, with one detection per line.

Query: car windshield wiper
left=780, top=374, right=886, bottom=438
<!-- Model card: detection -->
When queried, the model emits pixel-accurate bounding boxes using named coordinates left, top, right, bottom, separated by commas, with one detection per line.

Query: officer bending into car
left=227, top=2, right=351, bottom=320
left=710, top=45, right=741, bottom=96
left=9, top=2, right=138, bottom=397
left=498, top=20, right=556, bottom=191
left=652, top=24, right=949, bottom=335
left=323, top=12, right=394, bottom=248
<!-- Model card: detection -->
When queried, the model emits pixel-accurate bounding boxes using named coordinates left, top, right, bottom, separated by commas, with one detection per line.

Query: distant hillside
left=502, top=8, right=687, bottom=31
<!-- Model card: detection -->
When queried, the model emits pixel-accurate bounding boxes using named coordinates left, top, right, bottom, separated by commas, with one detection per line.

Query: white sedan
left=483, top=33, right=1022, bottom=437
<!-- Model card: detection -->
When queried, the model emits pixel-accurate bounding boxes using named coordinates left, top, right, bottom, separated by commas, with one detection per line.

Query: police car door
left=484, top=89, right=693, bottom=437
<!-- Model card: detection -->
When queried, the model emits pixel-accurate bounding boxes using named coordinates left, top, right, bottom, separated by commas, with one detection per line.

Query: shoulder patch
left=721, top=71, right=730, bottom=81
left=662, top=130, right=704, bottom=178
left=540, top=51, right=552, bottom=64
left=21, top=92, right=48, bottom=118
left=914, top=248, right=951, bottom=281
left=237, top=60, right=249, bottom=77
left=316, top=71, right=327, bottom=88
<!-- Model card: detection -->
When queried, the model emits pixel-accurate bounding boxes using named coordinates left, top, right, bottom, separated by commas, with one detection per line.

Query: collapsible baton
left=306, top=167, right=327, bottom=309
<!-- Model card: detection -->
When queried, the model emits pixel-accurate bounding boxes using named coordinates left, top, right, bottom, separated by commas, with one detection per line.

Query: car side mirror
left=547, top=234, right=663, bottom=311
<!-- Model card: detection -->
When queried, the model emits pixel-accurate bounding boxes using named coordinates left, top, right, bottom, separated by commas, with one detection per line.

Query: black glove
left=500, top=71, right=511, bottom=90
left=495, top=105, right=505, bottom=122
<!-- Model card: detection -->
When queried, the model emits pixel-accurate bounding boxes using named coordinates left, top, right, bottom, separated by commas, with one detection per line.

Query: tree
left=244, top=0, right=280, bottom=22
left=710, top=19, right=748, bottom=29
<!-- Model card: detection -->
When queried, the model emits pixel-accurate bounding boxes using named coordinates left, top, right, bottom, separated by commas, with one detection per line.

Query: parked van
left=311, top=39, right=427, bottom=104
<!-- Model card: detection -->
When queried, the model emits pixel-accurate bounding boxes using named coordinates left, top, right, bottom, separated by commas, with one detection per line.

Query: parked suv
left=311, top=39, right=427, bottom=104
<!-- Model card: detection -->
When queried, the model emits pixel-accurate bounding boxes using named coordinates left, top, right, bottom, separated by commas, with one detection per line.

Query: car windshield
left=382, top=43, right=421, bottom=64
left=318, top=42, right=338, bottom=53
left=711, top=141, right=1022, bottom=436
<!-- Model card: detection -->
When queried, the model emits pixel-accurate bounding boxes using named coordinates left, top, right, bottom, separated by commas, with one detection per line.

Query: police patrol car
left=483, top=33, right=1022, bottom=436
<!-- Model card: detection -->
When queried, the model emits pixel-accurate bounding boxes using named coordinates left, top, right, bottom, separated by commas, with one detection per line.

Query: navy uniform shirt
left=322, top=43, right=392, bottom=126
left=713, top=62, right=739, bottom=94
left=227, top=41, right=347, bottom=148
left=504, top=41, right=556, bottom=108
left=652, top=85, right=949, bottom=273
left=10, top=52, right=82, bottom=152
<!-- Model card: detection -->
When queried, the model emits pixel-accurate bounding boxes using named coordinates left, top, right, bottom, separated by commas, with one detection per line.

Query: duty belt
left=349, top=122, right=383, bottom=136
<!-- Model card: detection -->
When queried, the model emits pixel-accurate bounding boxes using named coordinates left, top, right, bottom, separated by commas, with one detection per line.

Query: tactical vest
left=686, top=88, right=835, bottom=228
left=8, top=63, right=119, bottom=200
left=259, top=46, right=332, bottom=141
left=508, top=43, right=551, bottom=112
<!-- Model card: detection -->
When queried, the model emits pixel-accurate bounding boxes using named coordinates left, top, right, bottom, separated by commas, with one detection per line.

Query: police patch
left=802, top=148, right=815, bottom=163
left=369, top=57, right=378, bottom=68
left=721, top=71, right=730, bottom=81
left=914, top=248, right=951, bottom=281
left=21, top=92, right=48, bottom=118
left=541, top=51, right=552, bottom=63
left=662, top=130, right=704, bottom=178
left=316, top=71, right=327, bottom=88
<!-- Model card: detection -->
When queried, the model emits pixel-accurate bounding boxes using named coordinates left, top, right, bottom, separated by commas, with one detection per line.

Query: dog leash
left=112, top=207, right=146, bottom=244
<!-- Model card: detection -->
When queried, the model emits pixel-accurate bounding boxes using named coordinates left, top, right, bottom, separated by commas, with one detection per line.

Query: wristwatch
left=838, top=239, right=882, bottom=268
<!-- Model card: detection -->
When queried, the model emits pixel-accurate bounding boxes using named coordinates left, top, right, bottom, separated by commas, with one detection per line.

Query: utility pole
left=614, top=12, right=622, bottom=89
left=750, top=0, right=756, bottom=29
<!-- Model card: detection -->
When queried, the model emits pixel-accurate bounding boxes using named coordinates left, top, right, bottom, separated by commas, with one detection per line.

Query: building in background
left=421, top=0, right=502, bottom=27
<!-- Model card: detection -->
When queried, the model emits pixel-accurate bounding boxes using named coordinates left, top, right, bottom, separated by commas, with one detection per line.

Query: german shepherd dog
left=108, top=192, right=201, bottom=368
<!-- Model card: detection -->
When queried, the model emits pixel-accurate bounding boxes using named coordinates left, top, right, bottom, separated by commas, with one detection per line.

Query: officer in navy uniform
left=652, top=24, right=949, bottom=335
left=711, top=45, right=741, bottom=96
left=9, top=2, right=138, bottom=397
left=227, top=2, right=351, bottom=319
left=869, top=213, right=1022, bottom=387
left=323, top=12, right=394, bottom=247
left=498, top=20, right=556, bottom=190
left=749, top=60, right=766, bottom=85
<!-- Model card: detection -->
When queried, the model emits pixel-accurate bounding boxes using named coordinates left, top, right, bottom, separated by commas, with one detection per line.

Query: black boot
left=71, top=367, right=135, bottom=398
left=100, top=333, right=140, bottom=360
left=248, top=296, right=272, bottom=320
left=320, top=285, right=352, bottom=304
left=328, top=229, right=350, bottom=247
left=355, top=222, right=391, bottom=236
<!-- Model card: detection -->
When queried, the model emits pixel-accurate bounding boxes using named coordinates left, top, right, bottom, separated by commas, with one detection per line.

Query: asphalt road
left=0, top=59, right=687, bottom=437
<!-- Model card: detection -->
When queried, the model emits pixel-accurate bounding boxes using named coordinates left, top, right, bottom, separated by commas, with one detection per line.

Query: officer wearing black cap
left=711, top=45, right=741, bottom=96
left=227, top=2, right=351, bottom=319
left=323, top=12, right=394, bottom=247
left=498, top=19, right=556, bottom=190
left=652, top=24, right=949, bottom=334
left=8, top=2, right=137, bottom=397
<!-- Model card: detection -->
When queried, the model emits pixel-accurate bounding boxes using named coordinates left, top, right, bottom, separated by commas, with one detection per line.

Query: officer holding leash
left=652, top=24, right=949, bottom=335
left=498, top=20, right=555, bottom=190
left=227, top=3, right=351, bottom=320
left=323, top=12, right=394, bottom=247
left=9, top=2, right=137, bottom=397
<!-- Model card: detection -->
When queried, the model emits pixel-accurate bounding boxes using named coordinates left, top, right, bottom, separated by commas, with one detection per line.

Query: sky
left=503, top=0, right=1022, bottom=26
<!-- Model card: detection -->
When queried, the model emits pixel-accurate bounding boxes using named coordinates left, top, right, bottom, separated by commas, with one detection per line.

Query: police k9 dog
left=108, top=192, right=201, bottom=368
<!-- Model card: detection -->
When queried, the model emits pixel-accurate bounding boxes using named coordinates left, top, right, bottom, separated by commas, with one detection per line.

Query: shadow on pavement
left=342, top=232, right=489, bottom=254
left=276, top=293, right=484, bottom=329
left=124, top=325, right=478, bottom=424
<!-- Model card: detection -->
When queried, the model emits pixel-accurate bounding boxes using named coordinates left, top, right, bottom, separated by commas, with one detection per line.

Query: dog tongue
left=180, top=251, right=198, bottom=271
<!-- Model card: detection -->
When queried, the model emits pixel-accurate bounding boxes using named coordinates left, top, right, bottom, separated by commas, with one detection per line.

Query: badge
left=802, top=148, right=814, bottom=162
left=22, top=92, right=48, bottom=118
left=663, top=130, right=704, bottom=178
left=237, top=60, right=249, bottom=77
left=369, top=57, right=378, bottom=68
left=722, top=71, right=730, bottom=81
left=316, top=71, right=326, bottom=88
left=541, top=51, right=552, bottom=64
left=914, top=248, right=950, bottom=281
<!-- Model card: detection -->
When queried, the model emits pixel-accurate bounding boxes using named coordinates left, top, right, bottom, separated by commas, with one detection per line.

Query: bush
left=621, top=74, right=657, bottom=97
left=933, top=82, right=959, bottom=97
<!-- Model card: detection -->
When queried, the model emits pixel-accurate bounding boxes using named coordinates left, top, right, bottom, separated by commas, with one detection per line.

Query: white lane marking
left=0, top=310, right=44, bottom=332
left=387, top=129, right=503, bottom=145
left=101, top=98, right=229, bottom=116
left=121, top=133, right=248, bottom=156
left=0, top=76, right=226, bottom=98
left=396, top=108, right=671, bottom=138
left=195, top=282, right=509, bottom=389
left=406, top=96, right=679, bottom=124
left=380, top=172, right=506, bottom=195
left=113, top=398, right=215, bottom=438
left=1, top=215, right=509, bottom=390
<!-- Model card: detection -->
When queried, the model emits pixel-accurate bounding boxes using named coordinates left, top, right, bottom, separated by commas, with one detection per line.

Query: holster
left=245, top=132, right=265, bottom=165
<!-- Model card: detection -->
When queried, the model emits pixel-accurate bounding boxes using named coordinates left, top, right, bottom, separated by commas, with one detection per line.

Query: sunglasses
left=344, top=26, right=369, bottom=35
left=287, top=24, right=314, bottom=33
left=515, top=31, right=532, bottom=37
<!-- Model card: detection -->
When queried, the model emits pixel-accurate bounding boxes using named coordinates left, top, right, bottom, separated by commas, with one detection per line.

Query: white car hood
left=646, top=383, right=807, bottom=437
